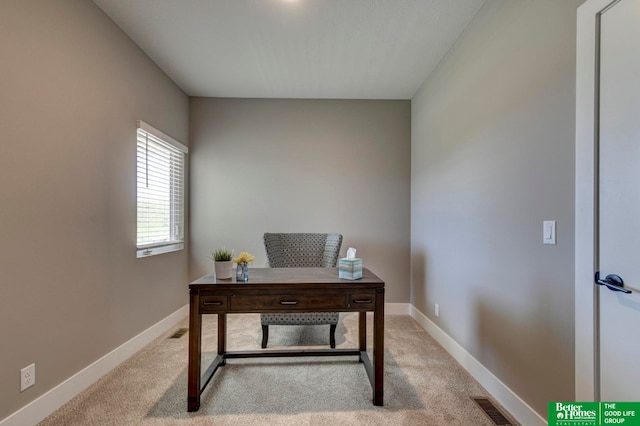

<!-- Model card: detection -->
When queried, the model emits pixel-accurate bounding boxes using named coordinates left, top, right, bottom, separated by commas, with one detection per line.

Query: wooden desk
left=188, top=267, right=385, bottom=412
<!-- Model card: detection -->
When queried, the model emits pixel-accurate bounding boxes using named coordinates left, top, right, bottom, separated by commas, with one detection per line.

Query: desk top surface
left=189, top=267, right=384, bottom=289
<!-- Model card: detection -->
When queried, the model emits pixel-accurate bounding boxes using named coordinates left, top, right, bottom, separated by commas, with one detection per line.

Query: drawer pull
left=204, top=301, right=223, bottom=306
left=353, top=299, right=372, bottom=304
left=280, top=301, right=298, bottom=305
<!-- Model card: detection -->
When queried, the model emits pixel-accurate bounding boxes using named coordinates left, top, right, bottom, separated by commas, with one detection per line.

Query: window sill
left=137, top=243, right=184, bottom=258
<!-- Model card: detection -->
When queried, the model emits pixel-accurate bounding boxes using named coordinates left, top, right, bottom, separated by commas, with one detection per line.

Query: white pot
left=214, top=261, right=233, bottom=279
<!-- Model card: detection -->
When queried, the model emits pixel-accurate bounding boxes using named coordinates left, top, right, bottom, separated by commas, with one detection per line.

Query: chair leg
left=330, top=324, right=336, bottom=348
left=261, top=325, right=269, bottom=348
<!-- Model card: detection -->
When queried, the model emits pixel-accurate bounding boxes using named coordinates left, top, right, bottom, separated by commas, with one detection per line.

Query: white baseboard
left=385, top=302, right=410, bottom=315
left=409, top=305, right=547, bottom=426
left=1, top=305, right=189, bottom=426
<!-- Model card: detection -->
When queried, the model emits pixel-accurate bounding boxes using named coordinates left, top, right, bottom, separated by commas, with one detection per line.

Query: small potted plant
left=211, top=247, right=234, bottom=279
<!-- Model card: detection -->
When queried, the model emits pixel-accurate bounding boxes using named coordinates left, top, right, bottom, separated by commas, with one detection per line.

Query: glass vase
left=236, top=262, right=249, bottom=282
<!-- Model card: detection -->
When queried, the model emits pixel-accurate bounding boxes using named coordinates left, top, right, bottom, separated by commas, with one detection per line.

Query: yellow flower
left=233, top=251, right=255, bottom=265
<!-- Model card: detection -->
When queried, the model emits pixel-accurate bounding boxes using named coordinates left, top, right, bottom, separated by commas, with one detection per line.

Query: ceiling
left=92, top=0, right=486, bottom=99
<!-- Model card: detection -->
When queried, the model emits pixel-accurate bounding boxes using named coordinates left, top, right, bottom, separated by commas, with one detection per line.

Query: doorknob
left=595, top=272, right=632, bottom=294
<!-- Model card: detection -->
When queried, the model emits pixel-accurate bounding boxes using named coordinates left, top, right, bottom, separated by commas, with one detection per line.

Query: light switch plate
left=543, top=221, right=556, bottom=245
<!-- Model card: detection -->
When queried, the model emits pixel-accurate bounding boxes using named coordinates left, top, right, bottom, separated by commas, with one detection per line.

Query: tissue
left=346, top=247, right=357, bottom=259
left=339, top=247, right=362, bottom=280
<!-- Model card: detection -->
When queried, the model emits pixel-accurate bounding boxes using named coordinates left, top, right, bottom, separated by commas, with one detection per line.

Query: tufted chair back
left=263, top=233, right=343, bottom=268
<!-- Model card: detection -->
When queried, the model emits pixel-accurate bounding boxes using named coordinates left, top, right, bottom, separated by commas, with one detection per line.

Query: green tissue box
left=339, top=258, right=362, bottom=280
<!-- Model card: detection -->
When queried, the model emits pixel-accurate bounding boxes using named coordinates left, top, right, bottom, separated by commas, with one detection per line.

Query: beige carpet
left=39, top=313, right=518, bottom=425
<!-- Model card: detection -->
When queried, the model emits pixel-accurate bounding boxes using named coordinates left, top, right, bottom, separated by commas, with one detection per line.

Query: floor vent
left=169, top=328, right=188, bottom=339
left=473, top=397, right=512, bottom=425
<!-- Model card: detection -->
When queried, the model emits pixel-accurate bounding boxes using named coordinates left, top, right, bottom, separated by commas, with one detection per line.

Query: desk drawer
left=200, top=295, right=228, bottom=312
left=348, top=294, right=375, bottom=310
left=231, top=294, right=346, bottom=311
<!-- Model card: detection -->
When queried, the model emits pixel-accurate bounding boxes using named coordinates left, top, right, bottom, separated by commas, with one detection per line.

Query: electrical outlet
left=20, top=363, right=35, bottom=392
left=435, top=303, right=440, bottom=317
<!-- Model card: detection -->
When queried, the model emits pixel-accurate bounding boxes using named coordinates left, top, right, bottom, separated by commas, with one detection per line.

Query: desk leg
left=187, top=290, right=201, bottom=412
left=218, top=313, right=227, bottom=365
left=373, top=288, right=385, bottom=406
left=358, top=312, right=366, bottom=361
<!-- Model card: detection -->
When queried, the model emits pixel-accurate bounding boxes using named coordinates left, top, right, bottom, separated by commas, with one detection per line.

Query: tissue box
left=339, top=258, right=363, bottom=280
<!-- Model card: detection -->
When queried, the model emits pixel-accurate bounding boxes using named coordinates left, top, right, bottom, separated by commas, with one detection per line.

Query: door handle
left=595, top=272, right=632, bottom=294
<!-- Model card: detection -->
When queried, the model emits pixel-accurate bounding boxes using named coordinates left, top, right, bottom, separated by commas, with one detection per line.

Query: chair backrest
left=263, top=233, right=343, bottom=268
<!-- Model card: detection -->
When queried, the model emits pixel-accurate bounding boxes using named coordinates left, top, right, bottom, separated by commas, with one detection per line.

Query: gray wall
left=411, top=0, right=581, bottom=416
left=0, top=0, right=189, bottom=419
left=189, top=98, right=410, bottom=303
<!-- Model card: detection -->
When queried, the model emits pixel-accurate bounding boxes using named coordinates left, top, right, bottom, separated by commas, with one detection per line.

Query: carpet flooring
left=39, top=313, right=518, bottom=425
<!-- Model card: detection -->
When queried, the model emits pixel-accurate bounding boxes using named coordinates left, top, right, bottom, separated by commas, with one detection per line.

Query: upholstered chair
left=261, top=233, right=343, bottom=348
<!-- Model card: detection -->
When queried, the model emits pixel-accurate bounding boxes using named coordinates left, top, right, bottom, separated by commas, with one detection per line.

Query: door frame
left=575, top=0, right=623, bottom=402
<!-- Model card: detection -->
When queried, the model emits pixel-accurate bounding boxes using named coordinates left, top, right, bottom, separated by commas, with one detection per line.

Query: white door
left=598, top=0, right=640, bottom=401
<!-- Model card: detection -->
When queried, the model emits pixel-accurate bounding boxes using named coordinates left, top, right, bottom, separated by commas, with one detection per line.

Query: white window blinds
left=136, top=121, right=188, bottom=257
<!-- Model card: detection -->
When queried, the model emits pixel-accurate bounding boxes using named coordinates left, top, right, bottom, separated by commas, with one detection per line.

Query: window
left=136, top=120, right=188, bottom=257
